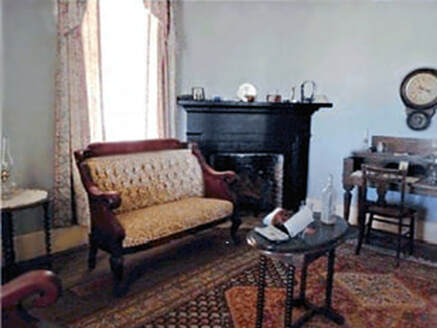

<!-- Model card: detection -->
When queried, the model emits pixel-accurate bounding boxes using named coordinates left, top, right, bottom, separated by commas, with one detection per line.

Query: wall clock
left=400, top=67, right=437, bottom=130
left=406, top=110, right=431, bottom=131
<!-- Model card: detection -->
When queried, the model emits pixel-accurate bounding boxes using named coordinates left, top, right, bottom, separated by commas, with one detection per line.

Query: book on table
left=256, top=205, right=314, bottom=241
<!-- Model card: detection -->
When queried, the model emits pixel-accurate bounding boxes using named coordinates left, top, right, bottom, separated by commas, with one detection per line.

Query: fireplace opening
left=210, top=153, right=283, bottom=214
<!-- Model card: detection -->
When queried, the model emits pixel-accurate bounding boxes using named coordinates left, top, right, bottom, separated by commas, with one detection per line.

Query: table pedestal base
left=256, top=248, right=345, bottom=328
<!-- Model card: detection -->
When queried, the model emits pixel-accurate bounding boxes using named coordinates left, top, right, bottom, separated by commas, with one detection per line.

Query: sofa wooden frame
left=74, top=139, right=241, bottom=296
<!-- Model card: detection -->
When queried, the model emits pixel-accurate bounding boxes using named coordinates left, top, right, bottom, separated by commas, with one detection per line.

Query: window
left=99, top=0, right=159, bottom=141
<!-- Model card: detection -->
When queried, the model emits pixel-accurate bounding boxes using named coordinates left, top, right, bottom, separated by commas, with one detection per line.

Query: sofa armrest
left=89, top=194, right=126, bottom=242
left=203, top=168, right=237, bottom=202
left=190, top=143, right=237, bottom=202
left=2, top=270, right=61, bottom=309
left=74, top=152, right=125, bottom=242
left=88, top=185, right=121, bottom=209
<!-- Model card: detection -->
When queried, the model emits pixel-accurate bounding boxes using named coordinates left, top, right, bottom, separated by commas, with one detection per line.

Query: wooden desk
left=343, top=136, right=437, bottom=222
left=343, top=136, right=437, bottom=255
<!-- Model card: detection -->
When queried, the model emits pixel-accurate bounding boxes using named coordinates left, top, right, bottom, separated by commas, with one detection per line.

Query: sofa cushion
left=85, top=149, right=204, bottom=213
left=116, top=197, right=233, bottom=247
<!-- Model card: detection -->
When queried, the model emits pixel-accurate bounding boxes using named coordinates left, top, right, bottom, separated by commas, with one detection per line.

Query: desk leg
left=43, top=201, right=52, bottom=269
left=255, top=255, right=267, bottom=328
left=2, top=211, right=17, bottom=282
left=284, top=263, right=295, bottom=328
left=343, top=185, right=353, bottom=222
left=355, top=187, right=366, bottom=255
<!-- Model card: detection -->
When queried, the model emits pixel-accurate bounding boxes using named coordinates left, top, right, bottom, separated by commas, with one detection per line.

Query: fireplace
left=179, top=99, right=332, bottom=212
left=211, top=153, right=283, bottom=213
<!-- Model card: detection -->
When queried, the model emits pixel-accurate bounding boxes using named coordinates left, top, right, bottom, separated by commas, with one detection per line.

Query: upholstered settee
left=74, top=139, right=240, bottom=295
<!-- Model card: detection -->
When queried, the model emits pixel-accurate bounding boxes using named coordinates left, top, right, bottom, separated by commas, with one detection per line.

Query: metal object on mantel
left=300, top=80, right=317, bottom=103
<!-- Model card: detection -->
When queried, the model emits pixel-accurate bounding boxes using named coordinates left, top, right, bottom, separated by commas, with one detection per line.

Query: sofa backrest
left=84, top=149, right=204, bottom=213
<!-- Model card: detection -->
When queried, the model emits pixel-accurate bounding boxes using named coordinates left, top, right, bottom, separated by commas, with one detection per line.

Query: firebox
left=211, top=153, right=283, bottom=213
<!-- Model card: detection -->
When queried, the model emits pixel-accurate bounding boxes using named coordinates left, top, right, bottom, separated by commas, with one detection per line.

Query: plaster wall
left=176, top=0, right=437, bottom=224
left=3, top=0, right=56, bottom=234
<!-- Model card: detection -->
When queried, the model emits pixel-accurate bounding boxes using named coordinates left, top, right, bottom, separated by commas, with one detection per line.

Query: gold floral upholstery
left=116, top=197, right=233, bottom=247
left=85, top=149, right=204, bottom=214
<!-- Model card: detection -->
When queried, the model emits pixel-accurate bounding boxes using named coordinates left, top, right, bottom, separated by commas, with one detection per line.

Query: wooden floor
left=11, top=214, right=437, bottom=280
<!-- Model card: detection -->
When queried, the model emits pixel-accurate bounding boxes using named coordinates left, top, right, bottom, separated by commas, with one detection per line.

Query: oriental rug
left=36, top=229, right=437, bottom=328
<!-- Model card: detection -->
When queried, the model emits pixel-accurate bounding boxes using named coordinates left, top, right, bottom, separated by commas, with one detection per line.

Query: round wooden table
left=1, top=189, right=52, bottom=282
left=247, top=213, right=354, bottom=328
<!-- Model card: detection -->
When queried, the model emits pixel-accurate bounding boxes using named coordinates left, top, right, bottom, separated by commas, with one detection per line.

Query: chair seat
left=367, top=203, right=416, bottom=218
left=117, top=197, right=234, bottom=248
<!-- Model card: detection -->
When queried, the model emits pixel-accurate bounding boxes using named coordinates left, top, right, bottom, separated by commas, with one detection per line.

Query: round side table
left=247, top=214, right=354, bottom=328
left=1, top=189, right=52, bottom=282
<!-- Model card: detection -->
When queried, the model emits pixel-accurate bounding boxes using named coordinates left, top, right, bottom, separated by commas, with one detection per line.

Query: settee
left=74, top=139, right=240, bottom=295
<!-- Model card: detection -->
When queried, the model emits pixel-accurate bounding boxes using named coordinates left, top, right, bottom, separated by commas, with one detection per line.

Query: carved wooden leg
left=355, top=187, right=366, bottom=256
left=42, top=201, right=52, bottom=269
left=284, top=263, right=295, bottom=328
left=323, top=248, right=344, bottom=325
left=396, top=217, right=403, bottom=267
left=230, top=209, right=242, bottom=245
left=409, top=214, right=415, bottom=255
left=110, top=254, right=124, bottom=297
left=343, top=185, right=353, bottom=222
left=255, top=255, right=267, bottom=328
left=88, top=232, right=98, bottom=271
left=299, top=256, right=309, bottom=303
left=365, top=213, right=374, bottom=244
left=2, top=211, right=17, bottom=282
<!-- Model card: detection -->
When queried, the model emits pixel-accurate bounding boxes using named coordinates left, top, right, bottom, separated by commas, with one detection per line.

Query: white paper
left=262, top=208, right=283, bottom=226
left=284, top=206, right=314, bottom=238
left=254, top=226, right=290, bottom=242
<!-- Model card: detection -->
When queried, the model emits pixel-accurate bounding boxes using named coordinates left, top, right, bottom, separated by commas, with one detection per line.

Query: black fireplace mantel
left=179, top=100, right=333, bottom=211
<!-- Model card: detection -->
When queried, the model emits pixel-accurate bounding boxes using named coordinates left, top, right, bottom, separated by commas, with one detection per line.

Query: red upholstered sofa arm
left=2, top=270, right=61, bottom=309
left=190, top=144, right=237, bottom=202
left=74, top=151, right=125, bottom=241
left=88, top=185, right=121, bottom=209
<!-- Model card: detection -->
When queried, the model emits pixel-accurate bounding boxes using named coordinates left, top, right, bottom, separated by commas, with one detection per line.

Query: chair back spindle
left=361, top=165, right=408, bottom=217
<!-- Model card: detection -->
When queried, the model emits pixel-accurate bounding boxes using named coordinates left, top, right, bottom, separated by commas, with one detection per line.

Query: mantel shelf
left=178, top=100, right=333, bottom=114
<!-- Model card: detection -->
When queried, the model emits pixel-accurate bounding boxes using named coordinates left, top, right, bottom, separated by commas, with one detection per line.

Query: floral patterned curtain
left=53, top=0, right=103, bottom=227
left=143, top=0, right=176, bottom=138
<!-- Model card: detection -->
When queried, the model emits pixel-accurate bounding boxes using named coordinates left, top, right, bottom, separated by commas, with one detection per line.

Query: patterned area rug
left=36, top=229, right=437, bottom=328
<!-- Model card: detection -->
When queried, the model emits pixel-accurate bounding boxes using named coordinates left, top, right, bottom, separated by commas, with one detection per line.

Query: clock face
left=401, top=68, right=437, bottom=109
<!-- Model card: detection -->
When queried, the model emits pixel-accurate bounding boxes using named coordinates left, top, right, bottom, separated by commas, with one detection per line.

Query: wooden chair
left=356, top=165, right=416, bottom=266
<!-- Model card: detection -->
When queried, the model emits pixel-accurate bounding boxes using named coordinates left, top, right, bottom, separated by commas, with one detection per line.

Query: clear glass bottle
left=321, top=174, right=337, bottom=224
left=1, top=136, right=17, bottom=200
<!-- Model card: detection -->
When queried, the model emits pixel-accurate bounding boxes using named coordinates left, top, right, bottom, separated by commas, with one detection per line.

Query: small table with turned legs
left=1, top=189, right=52, bottom=282
left=247, top=213, right=354, bottom=328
